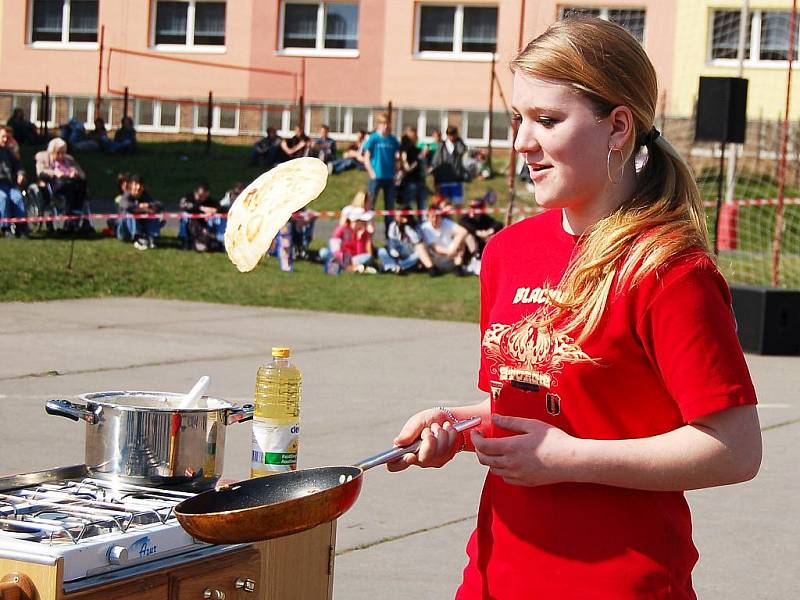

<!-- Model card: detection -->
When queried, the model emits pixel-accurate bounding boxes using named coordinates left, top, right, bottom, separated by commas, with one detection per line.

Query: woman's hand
left=471, top=414, right=576, bottom=487
left=387, top=408, right=461, bottom=472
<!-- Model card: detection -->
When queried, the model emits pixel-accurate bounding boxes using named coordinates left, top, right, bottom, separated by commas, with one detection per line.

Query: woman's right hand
left=387, top=408, right=460, bottom=472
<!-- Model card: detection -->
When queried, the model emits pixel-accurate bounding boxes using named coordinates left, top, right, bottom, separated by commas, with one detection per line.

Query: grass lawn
left=0, top=234, right=481, bottom=322
left=6, top=141, right=799, bottom=320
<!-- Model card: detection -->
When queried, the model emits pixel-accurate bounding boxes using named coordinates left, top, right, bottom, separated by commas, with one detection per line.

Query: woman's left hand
left=471, top=414, right=577, bottom=487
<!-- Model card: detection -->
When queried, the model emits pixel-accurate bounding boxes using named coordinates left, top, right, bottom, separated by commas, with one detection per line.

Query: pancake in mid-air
left=224, top=157, right=328, bottom=272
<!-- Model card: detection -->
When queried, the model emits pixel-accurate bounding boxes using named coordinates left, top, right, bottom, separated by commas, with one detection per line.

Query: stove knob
left=107, top=545, right=129, bottom=565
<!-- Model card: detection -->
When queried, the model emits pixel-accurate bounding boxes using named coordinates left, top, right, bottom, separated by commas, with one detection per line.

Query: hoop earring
left=606, top=148, right=624, bottom=185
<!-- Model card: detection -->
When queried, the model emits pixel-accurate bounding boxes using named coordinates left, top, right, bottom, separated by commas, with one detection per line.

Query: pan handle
left=226, top=404, right=254, bottom=425
left=356, top=416, right=481, bottom=471
left=45, top=399, right=98, bottom=425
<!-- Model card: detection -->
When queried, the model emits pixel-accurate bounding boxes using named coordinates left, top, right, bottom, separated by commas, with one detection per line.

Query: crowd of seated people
left=60, top=116, right=137, bottom=155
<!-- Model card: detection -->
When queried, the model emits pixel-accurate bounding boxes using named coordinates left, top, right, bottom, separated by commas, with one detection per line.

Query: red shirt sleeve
left=635, top=257, right=757, bottom=423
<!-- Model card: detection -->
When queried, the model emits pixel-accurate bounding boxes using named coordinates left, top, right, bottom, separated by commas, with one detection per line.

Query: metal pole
left=95, top=25, right=105, bottom=119
left=43, top=85, right=50, bottom=138
left=506, top=0, right=527, bottom=226
left=123, top=86, right=129, bottom=122
left=387, top=100, right=393, bottom=130
left=298, top=57, right=306, bottom=131
left=39, top=90, right=46, bottom=136
left=771, top=0, right=798, bottom=287
left=206, top=91, right=213, bottom=154
left=725, top=1, right=749, bottom=205
left=713, top=143, right=726, bottom=256
left=487, top=52, right=496, bottom=176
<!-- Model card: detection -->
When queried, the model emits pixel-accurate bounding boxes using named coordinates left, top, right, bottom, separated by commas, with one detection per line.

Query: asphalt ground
left=0, top=298, right=797, bottom=599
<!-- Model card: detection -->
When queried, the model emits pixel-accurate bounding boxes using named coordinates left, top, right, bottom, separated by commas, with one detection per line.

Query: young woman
left=389, top=16, right=761, bottom=599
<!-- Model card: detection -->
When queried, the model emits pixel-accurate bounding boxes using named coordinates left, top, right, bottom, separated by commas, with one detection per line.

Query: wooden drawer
left=64, top=572, right=170, bottom=600
left=171, top=547, right=261, bottom=600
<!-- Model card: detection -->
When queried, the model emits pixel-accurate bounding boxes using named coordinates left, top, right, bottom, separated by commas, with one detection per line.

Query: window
left=280, top=2, right=359, bottom=55
left=417, top=4, right=497, bottom=57
left=262, top=106, right=287, bottom=133
left=153, top=1, right=226, bottom=48
left=465, top=111, right=485, bottom=141
left=710, top=10, right=799, bottom=65
left=350, top=107, right=371, bottom=133
left=490, top=111, right=510, bottom=141
left=70, top=97, right=92, bottom=125
left=30, top=0, right=98, bottom=45
left=561, top=6, right=646, bottom=43
left=194, top=103, right=238, bottom=133
left=136, top=99, right=180, bottom=130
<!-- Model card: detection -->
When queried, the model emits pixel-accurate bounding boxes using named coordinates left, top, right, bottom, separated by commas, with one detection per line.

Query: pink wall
left=380, top=0, right=521, bottom=111
left=0, top=1, right=678, bottom=112
left=247, top=0, right=385, bottom=106
left=521, top=1, right=677, bottom=107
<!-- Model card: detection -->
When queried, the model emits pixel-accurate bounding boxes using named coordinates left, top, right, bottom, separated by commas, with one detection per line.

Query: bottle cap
left=271, top=347, right=291, bottom=358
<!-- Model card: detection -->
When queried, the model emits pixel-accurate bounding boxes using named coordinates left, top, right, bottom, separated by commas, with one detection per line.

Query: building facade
left=4, top=1, right=789, bottom=145
left=672, top=0, right=799, bottom=119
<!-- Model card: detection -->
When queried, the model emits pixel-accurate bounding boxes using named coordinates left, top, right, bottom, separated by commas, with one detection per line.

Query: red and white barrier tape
left=2, top=199, right=798, bottom=225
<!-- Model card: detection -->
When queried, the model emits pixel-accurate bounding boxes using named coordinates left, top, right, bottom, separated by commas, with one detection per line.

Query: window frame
left=150, top=0, right=227, bottom=53
left=278, top=1, right=360, bottom=58
left=135, top=99, right=181, bottom=132
left=192, top=103, right=239, bottom=135
left=709, top=9, right=800, bottom=69
left=414, top=3, right=498, bottom=62
left=559, top=6, right=646, bottom=44
left=27, top=0, right=99, bottom=49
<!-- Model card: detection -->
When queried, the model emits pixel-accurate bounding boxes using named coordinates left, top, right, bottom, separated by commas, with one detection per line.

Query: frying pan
left=174, top=416, right=481, bottom=544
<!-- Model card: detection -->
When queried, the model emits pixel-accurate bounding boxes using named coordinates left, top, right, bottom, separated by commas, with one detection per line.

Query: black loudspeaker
left=695, top=77, right=749, bottom=144
left=730, top=285, right=800, bottom=355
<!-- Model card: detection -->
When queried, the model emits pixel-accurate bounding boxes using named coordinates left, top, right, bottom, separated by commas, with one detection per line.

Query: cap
left=271, top=347, right=291, bottom=358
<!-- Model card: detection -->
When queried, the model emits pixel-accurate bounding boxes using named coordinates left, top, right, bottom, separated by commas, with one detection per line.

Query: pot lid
left=81, top=391, right=235, bottom=411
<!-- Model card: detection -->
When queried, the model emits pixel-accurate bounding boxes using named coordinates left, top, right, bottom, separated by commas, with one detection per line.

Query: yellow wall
left=673, top=1, right=800, bottom=118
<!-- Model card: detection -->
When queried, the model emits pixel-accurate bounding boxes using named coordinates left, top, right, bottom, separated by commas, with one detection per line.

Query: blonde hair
left=47, top=137, right=67, bottom=156
left=512, top=16, right=710, bottom=345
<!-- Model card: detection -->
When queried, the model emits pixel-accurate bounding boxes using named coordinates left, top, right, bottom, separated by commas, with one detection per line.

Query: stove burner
left=0, top=521, right=44, bottom=542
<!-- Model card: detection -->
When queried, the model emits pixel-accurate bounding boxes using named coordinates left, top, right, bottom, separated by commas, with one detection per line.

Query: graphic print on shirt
left=482, top=309, right=590, bottom=415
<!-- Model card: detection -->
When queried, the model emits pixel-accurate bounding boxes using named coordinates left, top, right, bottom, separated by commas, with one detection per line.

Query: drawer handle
left=235, top=578, right=256, bottom=593
left=203, top=589, right=225, bottom=600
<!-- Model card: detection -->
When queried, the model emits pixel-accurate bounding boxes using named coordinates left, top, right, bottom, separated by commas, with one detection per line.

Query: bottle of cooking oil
left=250, top=347, right=302, bottom=478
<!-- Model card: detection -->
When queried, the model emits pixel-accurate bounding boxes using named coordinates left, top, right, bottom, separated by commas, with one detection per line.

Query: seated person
left=279, top=125, right=309, bottom=162
left=377, top=212, right=438, bottom=275
left=0, top=126, right=28, bottom=237
left=318, top=206, right=376, bottom=274
left=465, top=148, right=491, bottom=181
left=113, top=116, right=137, bottom=153
left=310, top=124, right=337, bottom=164
left=179, top=181, right=223, bottom=252
left=458, top=191, right=502, bottom=259
left=35, top=137, right=89, bottom=230
left=219, top=181, right=244, bottom=212
left=118, top=174, right=163, bottom=249
left=6, top=108, right=38, bottom=144
left=329, top=130, right=367, bottom=175
left=249, top=128, right=282, bottom=168
left=420, top=199, right=472, bottom=275
left=59, top=117, right=91, bottom=150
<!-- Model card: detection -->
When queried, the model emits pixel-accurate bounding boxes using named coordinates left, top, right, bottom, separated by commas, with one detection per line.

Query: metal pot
left=45, top=391, right=253, bottom=491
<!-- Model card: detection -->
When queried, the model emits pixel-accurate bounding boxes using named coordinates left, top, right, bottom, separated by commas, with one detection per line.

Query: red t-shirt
left=457, top=208, right=757, bottom=600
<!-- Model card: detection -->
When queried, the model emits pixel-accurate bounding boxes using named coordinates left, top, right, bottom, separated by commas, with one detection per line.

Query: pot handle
left=45, top=399, right=99, bottom=425
left=226, top=404, right=254, bottom=425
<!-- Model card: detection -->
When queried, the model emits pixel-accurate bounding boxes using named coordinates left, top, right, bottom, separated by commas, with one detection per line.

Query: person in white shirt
left=420, top=199, right=472, bottom=274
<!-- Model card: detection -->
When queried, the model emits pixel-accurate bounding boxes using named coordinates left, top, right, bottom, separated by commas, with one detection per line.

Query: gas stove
left=0, top=465, right=207, bottom=583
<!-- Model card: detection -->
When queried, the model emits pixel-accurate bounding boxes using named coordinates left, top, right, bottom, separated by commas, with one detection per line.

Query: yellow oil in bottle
left=250, top=347, right=302, bottom=478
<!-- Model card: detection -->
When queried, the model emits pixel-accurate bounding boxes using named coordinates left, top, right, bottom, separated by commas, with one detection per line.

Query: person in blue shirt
left=363, top=113, right=400, bottom=235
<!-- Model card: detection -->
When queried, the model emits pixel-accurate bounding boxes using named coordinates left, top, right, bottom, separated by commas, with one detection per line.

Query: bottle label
left=251, top=418, right=299, bottom=475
